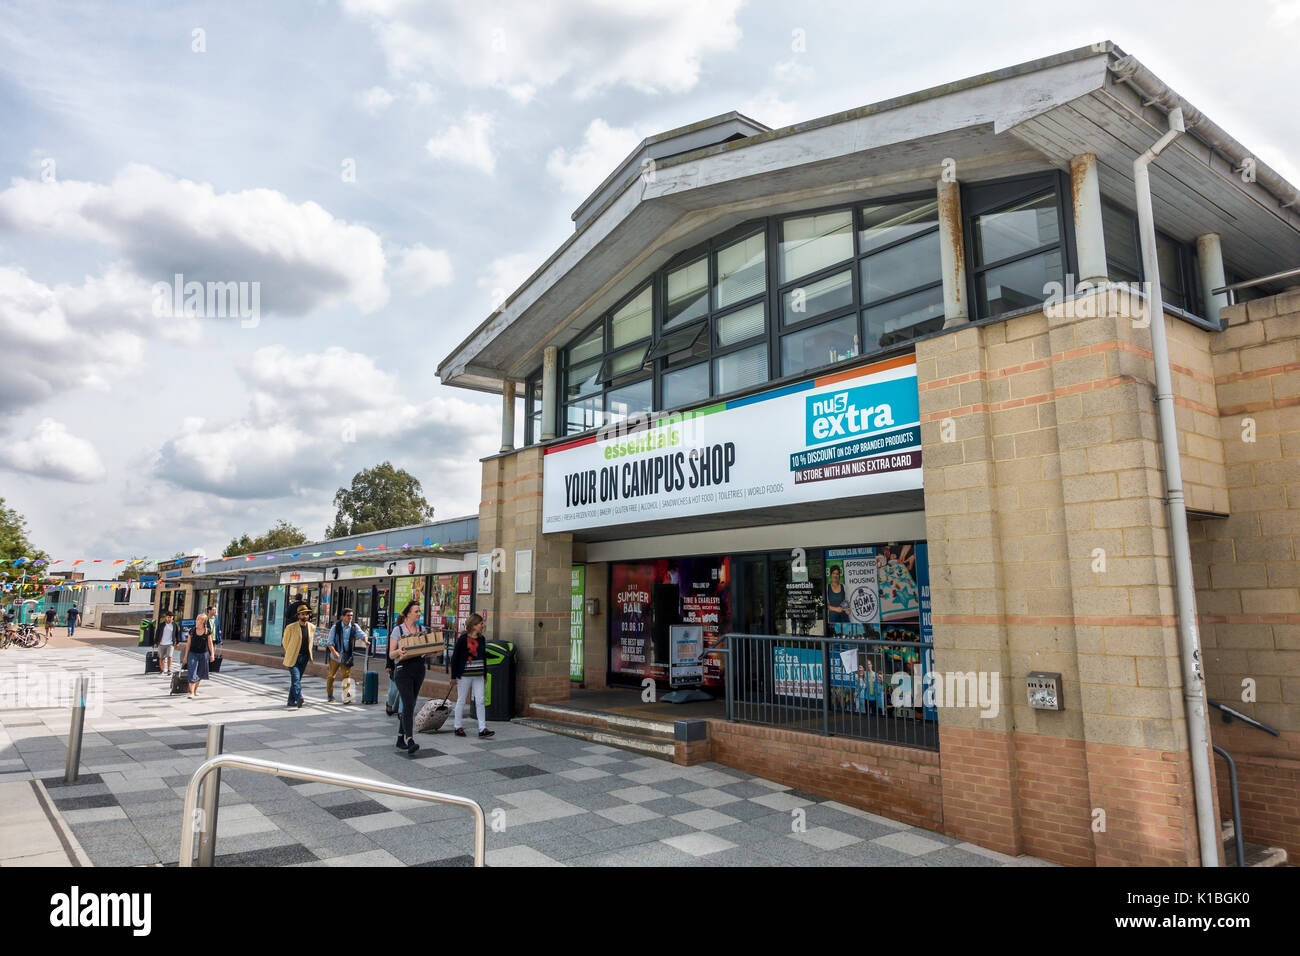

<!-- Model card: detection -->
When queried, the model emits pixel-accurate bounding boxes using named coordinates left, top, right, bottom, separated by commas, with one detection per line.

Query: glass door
left=265, top=585, right=287, bottom=646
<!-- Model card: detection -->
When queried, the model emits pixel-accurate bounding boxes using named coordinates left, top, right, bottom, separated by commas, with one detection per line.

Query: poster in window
left=877, top=542, right=921, bottom=621
left=610, top=557, right=730, bottom=686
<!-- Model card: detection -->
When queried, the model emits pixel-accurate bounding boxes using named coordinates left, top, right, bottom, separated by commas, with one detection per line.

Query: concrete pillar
left=499, top=379, right=516, bottom=453
left=937, top=180, right=968, bottom=329
left=1196, top=233, right=1229, bottom=326
left=540, top=346, right=558, bottom=441
left=1070, top=153, right=1108, bottom=286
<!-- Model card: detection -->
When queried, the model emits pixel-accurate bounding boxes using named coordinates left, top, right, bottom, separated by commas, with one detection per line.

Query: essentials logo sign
left=805, top=378, right=919, bottom=446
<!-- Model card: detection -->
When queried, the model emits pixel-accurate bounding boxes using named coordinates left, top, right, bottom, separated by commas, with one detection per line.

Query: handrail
left=1207, top=699, right=1281, bottom=737
left=1212, top=746, right=1246, bottom=868
left=178, top=754, right=486, bottom=867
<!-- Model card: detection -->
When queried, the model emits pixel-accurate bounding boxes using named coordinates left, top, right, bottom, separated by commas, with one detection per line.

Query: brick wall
left=479, top=447, right=575, bottom=711
left=1195, top=289, right=1300, bottom=857
left=915, top=287, right=1218, bottom=866
left=707, top=721, right=943, bottom=831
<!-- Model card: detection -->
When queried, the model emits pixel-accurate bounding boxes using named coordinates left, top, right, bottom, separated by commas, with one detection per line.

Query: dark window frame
left=962, top=171, right=1076, bottom=321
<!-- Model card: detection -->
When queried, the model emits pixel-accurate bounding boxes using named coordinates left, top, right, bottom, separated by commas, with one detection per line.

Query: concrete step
left=515, top=715, right=676, bottom=760
left=1221, top=819, right=1288, bottom=867
left=526, top=702, right=677, bottom=740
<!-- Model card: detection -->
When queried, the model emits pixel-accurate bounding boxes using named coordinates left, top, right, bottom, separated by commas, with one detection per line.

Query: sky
left=1, top=0, right=1297, bottom=564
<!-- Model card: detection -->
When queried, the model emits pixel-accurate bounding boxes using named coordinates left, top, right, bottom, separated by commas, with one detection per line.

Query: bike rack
left=178, top=754, right=487, bottom=867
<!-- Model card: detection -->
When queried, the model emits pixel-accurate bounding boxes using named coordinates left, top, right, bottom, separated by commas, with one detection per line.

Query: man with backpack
left=326, top=607, right=370, bottom=703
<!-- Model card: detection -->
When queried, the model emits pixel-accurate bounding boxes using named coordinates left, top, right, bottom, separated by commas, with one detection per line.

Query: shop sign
left=542, top=355, right=921, bottom=533
left=773, top=645, right=823, bottom=699
left=214, top=577, right=244, bottom=588
left=279, top=570, right=324, bottom=584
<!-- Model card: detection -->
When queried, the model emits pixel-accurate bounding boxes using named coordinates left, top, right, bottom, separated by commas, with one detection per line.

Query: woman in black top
left=390, top=604, right=429, bottom=754
left=450, top=613, right=495, bottom=739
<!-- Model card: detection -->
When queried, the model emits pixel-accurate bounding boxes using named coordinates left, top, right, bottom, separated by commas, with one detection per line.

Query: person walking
left=384, top=601, right=420, bottom=716
left=156, top=609, right=179, bottom=676
left=65, top=603, right=81, bottom=636
left=280, top=604, right=315, bottom=709
left=326, top=607, right=369, bottom=703
left=390, top=603, right=430, bottom=755
left=181, top=609, right=215, bottom=699
left=43, top=605, right=56, bottom=639
left=450, top=613, right=494, bottom=740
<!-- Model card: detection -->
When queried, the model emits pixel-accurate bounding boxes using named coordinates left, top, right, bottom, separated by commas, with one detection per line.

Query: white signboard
left=542, top=356, right=921, bottom=533
left=669, top=625, right=704, bottom=687
left=514, top=550, right=533, bottom=594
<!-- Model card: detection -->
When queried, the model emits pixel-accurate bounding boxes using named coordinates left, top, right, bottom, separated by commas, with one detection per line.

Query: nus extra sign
left=541, top=355, right=923, bottom=534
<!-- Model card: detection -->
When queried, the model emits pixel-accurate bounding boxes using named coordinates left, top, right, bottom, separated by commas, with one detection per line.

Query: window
left=662, top=363, right=709, bottom=409
left=1101, top=199, right=1200, bottom=316
left=715, top=232, right=766, bottom=308
left=525, top=371, right=542, bottom=445
left=782, top=270, right=852, bottom=326
left=715, top=302, right=765, bottom=348
left=665, top=258, right=708, bottom=329
left=780, top=211, right=853, bottom=282
left=782, top=313, right=859, bottom=377
left=857, top=198, right=944, bottom=350
left=714, top=342, right=767, bottom=394
left=965, top=175, right=1068, bottom=320
left=561, top=283, right=652, bottom=435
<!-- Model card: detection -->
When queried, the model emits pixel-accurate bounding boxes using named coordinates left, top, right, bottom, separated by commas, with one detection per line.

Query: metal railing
left=178, top=754, right=486, bottom=867
left=1207, top=699, right=1281, bottom=867
left=714, top=633, right=938, bottom=751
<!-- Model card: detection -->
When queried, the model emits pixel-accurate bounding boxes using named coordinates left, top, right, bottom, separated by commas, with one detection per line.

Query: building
left=436, top=43, right=1300, bottom=866
left=183, top=517, right=478, bottom=654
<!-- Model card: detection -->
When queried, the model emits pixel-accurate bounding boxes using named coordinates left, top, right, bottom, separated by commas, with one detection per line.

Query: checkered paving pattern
left=0, top=645, right=1052, bottom=867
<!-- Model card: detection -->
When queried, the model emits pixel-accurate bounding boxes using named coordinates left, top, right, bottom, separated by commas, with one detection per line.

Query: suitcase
left=414, top=695, right=451, bottom=734
left=209, top=655, right=223, bottom=673
left=362, top=670, right=379, bottom=704
left=145, top=651, right=160, bottom=674
left=170, top=672, right=188, bottom=695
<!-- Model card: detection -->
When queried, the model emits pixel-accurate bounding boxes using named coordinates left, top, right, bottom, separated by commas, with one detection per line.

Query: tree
left=115, top=557, right=153, bottom=581
left=222, top=520, right=308, bottom=558
left=0, top=498, right=49, bottom=595
left=326, top=462, right=433, bottom=539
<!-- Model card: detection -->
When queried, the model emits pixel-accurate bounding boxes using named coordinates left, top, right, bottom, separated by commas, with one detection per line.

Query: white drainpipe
left=1132, top=106, right=1220, bottom=867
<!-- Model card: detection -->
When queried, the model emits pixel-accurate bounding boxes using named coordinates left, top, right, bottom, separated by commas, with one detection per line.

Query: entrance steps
left=1221, top=819, right=1288, bottom=867
left=517, top=702, right=677, bottom=760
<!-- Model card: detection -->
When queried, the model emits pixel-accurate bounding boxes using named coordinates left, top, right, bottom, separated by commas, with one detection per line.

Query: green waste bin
left=138, top=617, right=155, bottom=647
left=484, top=641, right=516, bottom=721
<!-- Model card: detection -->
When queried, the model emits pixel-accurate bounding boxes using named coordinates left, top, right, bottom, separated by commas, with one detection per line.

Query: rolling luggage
left=170, top=672, right=188, bottom=695
left=145, top=651, right=160, bottom=674
left=362, top=670, right=379, bottom=704
left=414, top=692, right=452, bottom=734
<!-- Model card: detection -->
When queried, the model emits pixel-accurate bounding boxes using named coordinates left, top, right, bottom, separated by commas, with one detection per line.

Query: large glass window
left=781, top=270, right=852, bottom=326
left=715, top=232, right=766, bottom=308
left=965, top=176, right=1067, bottom=320
left=665, top=258, right=709, bottom=329
left=611, top=286, right=652, bottom=348
left=1101, top=199, right=1199, bottom=316
left=714, top=342, right=767, bottom=394
left=715, top=302, right=765, bottom=348
left=781, top=313, right=859, bottom=378
left=605, top=378, right=652, bottom=424
left=857, top=198, right=943, bottom=350
left=780, top=210, right=853, bottom=282
left=662, top=362, right=709, bottom=409
left=562, top=283, right=651, bottom=435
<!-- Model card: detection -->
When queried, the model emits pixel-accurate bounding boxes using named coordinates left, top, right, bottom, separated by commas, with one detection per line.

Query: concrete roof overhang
left=437, top=43, right=1300, bottom=394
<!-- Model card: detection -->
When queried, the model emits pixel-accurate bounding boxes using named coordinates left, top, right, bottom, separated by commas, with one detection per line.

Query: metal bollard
left=196, top=723, right=225, bottom=866
left=64, top=676, right=88, bottom=783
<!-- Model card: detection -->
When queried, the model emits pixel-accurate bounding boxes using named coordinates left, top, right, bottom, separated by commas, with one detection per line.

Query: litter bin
left=484, top=641, right=516, bottom=721
left=138, top=617, right=155, bottom=647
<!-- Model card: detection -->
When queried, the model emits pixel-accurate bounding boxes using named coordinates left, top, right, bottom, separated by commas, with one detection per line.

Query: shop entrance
left=220, top=589, right=246, bottom=642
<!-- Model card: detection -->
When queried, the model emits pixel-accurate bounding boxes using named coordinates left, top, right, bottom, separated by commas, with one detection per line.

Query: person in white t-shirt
left=156, top=610, right=178, bottom=675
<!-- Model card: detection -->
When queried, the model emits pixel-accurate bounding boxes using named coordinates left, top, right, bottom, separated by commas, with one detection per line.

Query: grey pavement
left=0, top=644, right=1051, bottom=867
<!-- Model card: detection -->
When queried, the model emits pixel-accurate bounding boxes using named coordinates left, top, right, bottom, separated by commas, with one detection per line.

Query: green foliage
left=222, top=519, right=308, bottom=558
left=0, top=498, right=48, bottom=574
left=326, top=462, right=434, bottom=539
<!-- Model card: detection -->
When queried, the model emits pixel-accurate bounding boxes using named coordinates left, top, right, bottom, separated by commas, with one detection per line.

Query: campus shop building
left=177, top=517, right=478, bottom=656
left=437, top=45, right=1300, bottom=866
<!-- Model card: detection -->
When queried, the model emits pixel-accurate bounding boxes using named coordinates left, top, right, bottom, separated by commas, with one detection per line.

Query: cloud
left=0, top=164, right=390, bottom=315
left=0, top=418, right=106, bottom=483
left=425, top=112, right=496, bottom=173
left=342, top=0, right=744, bottom=98
left=357, top=85, right=396, bottom=114
left=476, top=251, right=544, bottom=311
left=393, top=244, right=454, bottom=294
left=154, top=345, right=499, bottom=500
left=547, top=119, right=643, bottom=195
left=0, top=265, right=148, bottom=413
